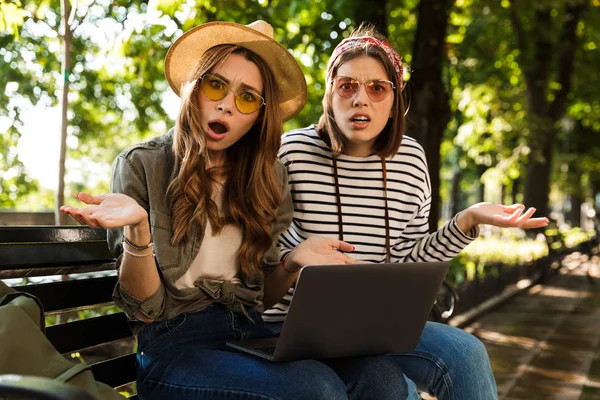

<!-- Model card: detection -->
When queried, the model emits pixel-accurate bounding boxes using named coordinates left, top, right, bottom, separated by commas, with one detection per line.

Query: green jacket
left=108, top=131, right=293, bottom=335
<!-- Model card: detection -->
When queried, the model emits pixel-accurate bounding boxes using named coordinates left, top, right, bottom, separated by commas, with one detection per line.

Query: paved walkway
left=463, top=250, right=600, bottom=399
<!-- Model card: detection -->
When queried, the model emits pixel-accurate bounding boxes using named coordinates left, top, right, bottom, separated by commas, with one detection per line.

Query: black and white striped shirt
left=263, top=126, right=476, bottom=322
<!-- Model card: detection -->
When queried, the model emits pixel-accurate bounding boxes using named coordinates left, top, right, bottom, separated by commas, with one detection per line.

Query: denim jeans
left=136, top=304, right=410, bottom=399
left=267, top=320, right=498, bottom=400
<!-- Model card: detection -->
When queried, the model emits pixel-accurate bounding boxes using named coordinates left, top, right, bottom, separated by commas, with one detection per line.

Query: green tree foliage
left=443, top=0, right=600, bottom=225
left=506, top=0, right=589, bottom=222
left=562, top=3, right=600, bottom=211
left=0, top=1, right=39, bottom=207
left=0, top=126, right=39, bottom=207
left=0, top=0, right=173, bottom=210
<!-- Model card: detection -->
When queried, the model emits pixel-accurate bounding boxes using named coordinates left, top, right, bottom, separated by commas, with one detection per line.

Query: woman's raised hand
left=457, top=202, right=549, bottom=233
left=60, top=192, right=148, bottom=229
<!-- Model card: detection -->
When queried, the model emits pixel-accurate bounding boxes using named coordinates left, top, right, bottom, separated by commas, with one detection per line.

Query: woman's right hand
left=285, top=236, right=359, bottom=272
left=60, top=192, right=148, bottom=229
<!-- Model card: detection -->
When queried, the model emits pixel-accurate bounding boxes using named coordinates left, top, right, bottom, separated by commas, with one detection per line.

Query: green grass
left=447, top=226, right=596, bottom=284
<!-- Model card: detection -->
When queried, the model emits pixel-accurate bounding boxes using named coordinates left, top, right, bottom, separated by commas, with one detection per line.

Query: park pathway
left=463, top=249, right=600, bottom=399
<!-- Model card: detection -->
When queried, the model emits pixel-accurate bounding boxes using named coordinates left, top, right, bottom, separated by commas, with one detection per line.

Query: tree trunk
left=509, top=1, right=587, bottom=226
left=55, top=0, right=72, bottom=226
left=355, top=0, right=388, bottom=35
left=450, top=168, right=462, bottom=216
left=406, top=0, right=453, bottom=232
left=56, top=0, right=74, bottom=325
left=478, top=165, right=486, bottom=203
left=511, top=177, right=520, bottom=205
left=569, top=194, right=582, bottom=228
left=523, top=125, right=555, bottom=220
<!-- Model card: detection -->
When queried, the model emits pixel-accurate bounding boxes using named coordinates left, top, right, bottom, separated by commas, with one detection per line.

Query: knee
left=354, top=356, right=405, bottom=383
left=349, top=357, right=408, bottom=400
left=461, top=331, right=490, bottom=361
left=448, top=329, right=492, bottom=372
left=295, top=373, right=347, bottom=399
left=288, top=361, right=348, bottom=399
left=422, top=324, right=491, bottom=370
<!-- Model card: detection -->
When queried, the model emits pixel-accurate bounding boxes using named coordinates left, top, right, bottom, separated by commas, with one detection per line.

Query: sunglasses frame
left=331, top=76, right=396, bottom=103
left=200, top=74, right=266, bottom=114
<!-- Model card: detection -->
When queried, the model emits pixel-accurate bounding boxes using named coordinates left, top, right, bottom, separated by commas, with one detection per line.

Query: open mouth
left=351, top=116, right=371, bottom=123
left=209, top=122, right=228, bottom=134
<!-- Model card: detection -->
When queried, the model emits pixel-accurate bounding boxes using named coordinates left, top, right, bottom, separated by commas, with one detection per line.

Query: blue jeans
left=136, top=304, right=410, bottom=399
left=393, top=321, right=498, bottom=400
left=267, top=321, right=498, bottom=400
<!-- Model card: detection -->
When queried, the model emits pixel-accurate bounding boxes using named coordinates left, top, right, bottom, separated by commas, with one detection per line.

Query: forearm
left=402, top=216, right=476, bottom=263
left=118, top=221, right=161, bottom=301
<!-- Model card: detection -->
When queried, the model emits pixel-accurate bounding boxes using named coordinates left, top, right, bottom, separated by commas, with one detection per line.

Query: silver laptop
left=226, top=262, right=449, bottom=362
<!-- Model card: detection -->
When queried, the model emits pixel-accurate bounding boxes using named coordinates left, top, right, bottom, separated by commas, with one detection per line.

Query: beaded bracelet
left=122, top=234, right=154, bottom=251
left=122, top=245, right=155, bottom=258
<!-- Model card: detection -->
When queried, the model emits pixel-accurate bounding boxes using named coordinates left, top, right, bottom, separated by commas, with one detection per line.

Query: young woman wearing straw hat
left=61, top=20, right=410, bottom=399
left=265, top=23, right=549, bottom=399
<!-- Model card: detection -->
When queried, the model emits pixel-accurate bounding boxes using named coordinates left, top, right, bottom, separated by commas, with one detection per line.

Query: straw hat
left=165, top=20, right=307, bottom=122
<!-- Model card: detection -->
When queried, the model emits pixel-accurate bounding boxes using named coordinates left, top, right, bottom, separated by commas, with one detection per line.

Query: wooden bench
left=0, top=226, right=137, bottom=399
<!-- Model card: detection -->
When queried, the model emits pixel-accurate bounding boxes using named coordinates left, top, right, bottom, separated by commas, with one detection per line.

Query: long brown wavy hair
left=167, top=45, right=283, bottom=277
left=318, top=23, right=406, bottom=158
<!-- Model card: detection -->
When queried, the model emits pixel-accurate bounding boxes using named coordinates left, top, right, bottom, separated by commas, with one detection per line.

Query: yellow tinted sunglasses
left=200, top=74, right=266, bottom=114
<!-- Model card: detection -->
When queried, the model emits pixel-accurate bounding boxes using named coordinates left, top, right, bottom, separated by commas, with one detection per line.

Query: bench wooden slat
left=0, top=262, right=116, bottom=280
left=17, top=276, right=118, bottom=313
left=0, top=226, right=107, bottom=243
left=91, top=353, right=137, bottom=388
left=47, top=313, right=132, bottom=354
left=0, top=242, right=114, bottom=269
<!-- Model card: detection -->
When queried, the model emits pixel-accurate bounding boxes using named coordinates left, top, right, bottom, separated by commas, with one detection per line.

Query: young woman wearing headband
left=264, top=23, right=549, bottom=399
left=61, top=20, right=410, bottom=400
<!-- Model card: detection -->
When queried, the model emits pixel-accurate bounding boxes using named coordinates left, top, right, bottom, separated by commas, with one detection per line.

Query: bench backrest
left=0, top=226, right=137, bottom=396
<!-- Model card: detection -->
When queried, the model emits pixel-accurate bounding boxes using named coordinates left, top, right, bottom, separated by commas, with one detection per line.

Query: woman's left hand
left=457, top=203, right=549, bottom=232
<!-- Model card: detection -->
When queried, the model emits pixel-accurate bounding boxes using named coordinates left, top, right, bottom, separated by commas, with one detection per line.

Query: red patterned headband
left=327, top=36, right=405, bottom=92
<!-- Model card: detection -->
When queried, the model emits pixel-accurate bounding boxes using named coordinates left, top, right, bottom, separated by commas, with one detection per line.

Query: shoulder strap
left=55, top=363, right=92, bottom=383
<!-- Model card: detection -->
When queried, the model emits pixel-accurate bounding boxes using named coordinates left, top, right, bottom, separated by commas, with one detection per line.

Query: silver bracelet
left=122, top=245, right=155, bottom=258
left=122, top=234, right=154, bottom=251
